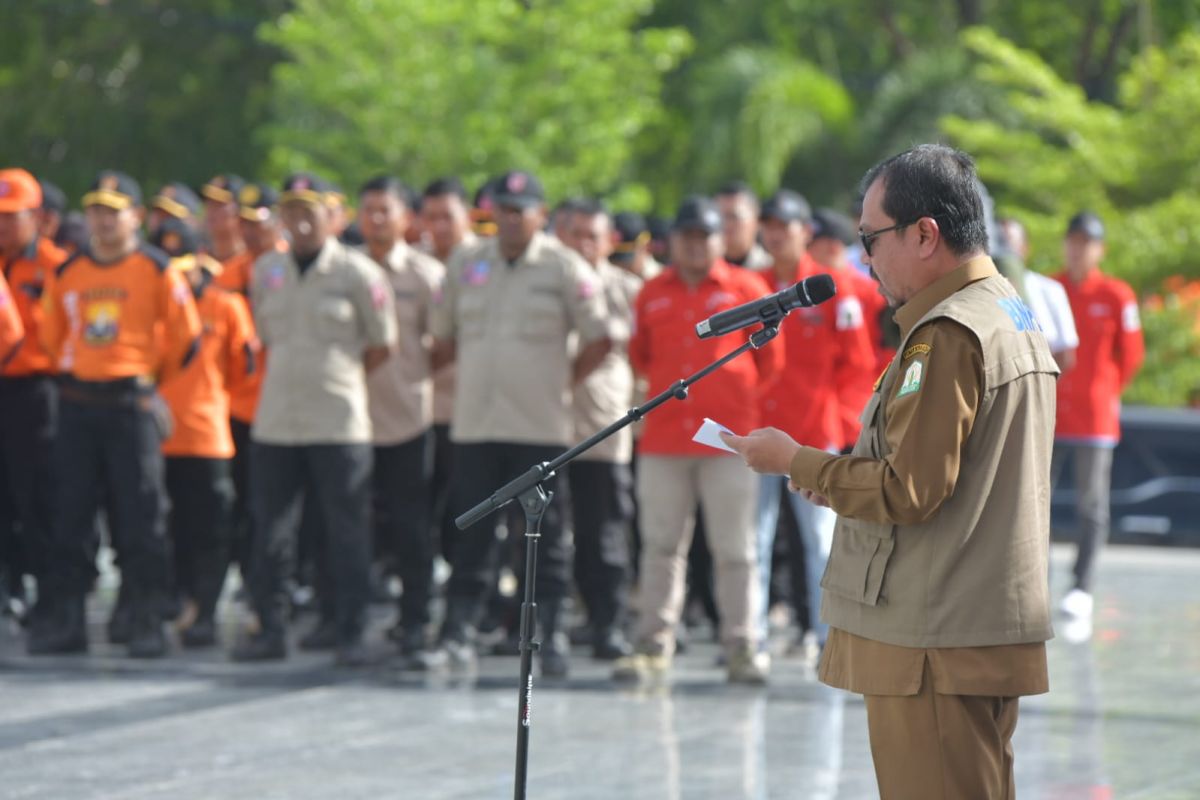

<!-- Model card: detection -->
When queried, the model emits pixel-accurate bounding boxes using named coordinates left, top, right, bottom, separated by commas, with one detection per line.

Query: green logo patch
left=897, top=359, right=924, bottom=397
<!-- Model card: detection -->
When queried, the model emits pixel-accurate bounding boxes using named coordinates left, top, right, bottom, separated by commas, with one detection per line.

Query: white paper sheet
left=692, top=417, right=738, bottom=454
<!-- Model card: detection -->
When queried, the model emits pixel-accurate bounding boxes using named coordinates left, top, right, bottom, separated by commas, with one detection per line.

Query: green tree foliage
left=0, top=0, right=286, bottom=200
left=259, top=0, right=690, bottom=206
left=943, top=28, right=1200, bottom=405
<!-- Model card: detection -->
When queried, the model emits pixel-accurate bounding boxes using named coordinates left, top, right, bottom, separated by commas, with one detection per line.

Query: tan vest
left=820, top=274, right=1059, bottom=648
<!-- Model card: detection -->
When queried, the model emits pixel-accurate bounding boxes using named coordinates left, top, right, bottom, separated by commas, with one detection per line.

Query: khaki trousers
left=634, top=455, right=759, bottom=656
left=864, top=660, right=1019, bottom=800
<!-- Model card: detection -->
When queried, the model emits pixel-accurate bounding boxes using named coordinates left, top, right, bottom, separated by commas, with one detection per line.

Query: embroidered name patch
left=903, top=343, right=931, bottom=361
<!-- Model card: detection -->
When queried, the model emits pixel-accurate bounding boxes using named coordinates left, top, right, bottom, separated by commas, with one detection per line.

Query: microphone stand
left=455, top=323, right=782, bottom=800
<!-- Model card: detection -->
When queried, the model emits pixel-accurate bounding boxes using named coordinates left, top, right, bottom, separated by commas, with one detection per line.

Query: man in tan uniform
left=724, top=144, right=1058, bottom=799
left=358, top=175, right=444, bottom=664
left=562, top=200, right=640, bottom=660
left=430, top=170, right=610, bottom=678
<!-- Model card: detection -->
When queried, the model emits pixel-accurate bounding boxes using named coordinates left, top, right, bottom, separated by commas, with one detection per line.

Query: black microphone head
left=803, top=273, right=837, bottom=305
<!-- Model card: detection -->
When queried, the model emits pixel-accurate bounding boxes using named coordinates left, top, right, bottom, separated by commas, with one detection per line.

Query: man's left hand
left=720, top=427, right=802, bottom=476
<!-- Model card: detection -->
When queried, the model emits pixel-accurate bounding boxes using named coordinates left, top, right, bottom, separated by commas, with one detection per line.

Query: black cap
left=82, top=170, right=143, bottom=210
left=672, top=195, right=721, bottom=234
left=493, top=170, right=545, bottom=209
left=39, top=180, right=66, bottom=214
left=279, top=172, right=333, bottom=206
left=238, top=182, right=279, bottom=222
left=151, top=182, right=201, bottom=220
left=611, top=211, right=649, bottom=260
left=150, top=217, right=201, bottom=257
left=810, top=208, right=857, bottom=245
left=201, top=174, right=246, bottom=205
left=760, top=190, right=812, bottom=224
left=1066, top=211, right=1105, bottom=240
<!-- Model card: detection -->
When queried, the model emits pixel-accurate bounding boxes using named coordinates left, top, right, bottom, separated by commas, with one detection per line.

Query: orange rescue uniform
left=2, top=237, right=65, bottom=375
left=0, top=270, right=24, bottom=365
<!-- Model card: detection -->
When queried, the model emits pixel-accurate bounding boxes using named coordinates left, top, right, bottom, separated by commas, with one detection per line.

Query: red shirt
left=759, top=255, right=875, bottom=450
left=1, top=237, right=66, bottom=376
left=631, top=261, right=783, bottom=456
left=1054, top=269, right=1144, bottom=443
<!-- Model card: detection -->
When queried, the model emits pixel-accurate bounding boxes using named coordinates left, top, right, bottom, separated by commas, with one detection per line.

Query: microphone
left=695, top=273, right=837, bottom=338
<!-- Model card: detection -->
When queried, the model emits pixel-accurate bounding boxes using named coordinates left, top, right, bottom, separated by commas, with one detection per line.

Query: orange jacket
left=1, top=237, right=65, bottom=376
left=0, top=270, right=25, bottom=367
left=40, top=245, right=202, bottom=383
left=160, top=270, right=257, bottom=457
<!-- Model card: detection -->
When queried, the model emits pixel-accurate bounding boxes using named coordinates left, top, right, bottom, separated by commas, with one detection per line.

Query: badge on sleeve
left=370, top=282, right=389, bottom=311
left=265, top=264, right=286, bottom=290
left=1121, top=302, right=1141, bottom=332
left=897, top=358, right=924, bottom=398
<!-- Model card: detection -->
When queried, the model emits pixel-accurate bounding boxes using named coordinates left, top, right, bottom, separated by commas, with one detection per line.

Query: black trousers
left=374, top=431, right=433, bottom=630
left=568, top=459, right=633, bottom=631
left=446, top=441, right=571, bottom=622
left=228, top=418, right=254, bottom=571
left=166, top=456, right=233, bottom=622
left=0, top=376, right=57, bottom=587
left=430, top=423, right=458, bottom=562
left=249, top=442, right=372, bottom=643
left=50, top=392, right=169, bottom=602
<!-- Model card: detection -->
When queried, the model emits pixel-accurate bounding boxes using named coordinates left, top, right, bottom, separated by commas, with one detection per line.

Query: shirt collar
left=501, top=231, right=547, bottom=268
left=895, top=255, right=997, bottom=338
left=665, top=258, right=736, bottom=289
left=21, top=236, right=40, bottom=262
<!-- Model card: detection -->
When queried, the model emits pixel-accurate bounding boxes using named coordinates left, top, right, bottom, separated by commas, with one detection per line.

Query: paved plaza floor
left=2, top=544, right=1198, bottom=799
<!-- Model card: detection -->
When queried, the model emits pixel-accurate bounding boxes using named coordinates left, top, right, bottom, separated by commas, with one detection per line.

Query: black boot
left=26, top=594, right=88, bottom=655
left=127, top=603, right=168, bottom=659
left=231, top=629, right=287, bottom=661
left=180, top=617, right=217, bottom=649
left=107, top=582, right=134, bottom=645
left=537, top=599, right=570, bottom=679
left=593, top=626, right=632, bottom=661
left=299, top=618, right=339, bottom=651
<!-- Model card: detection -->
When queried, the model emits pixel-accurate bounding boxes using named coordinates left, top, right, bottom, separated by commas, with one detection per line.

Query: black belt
left=59, top=375, right=155, bottom=407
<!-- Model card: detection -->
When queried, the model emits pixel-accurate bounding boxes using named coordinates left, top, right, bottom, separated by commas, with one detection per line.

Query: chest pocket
left=458, top=291, right=487, bottom=339
left=520, top=289, right=564, bottom=341
left=316, top=296, right=356, bottom=343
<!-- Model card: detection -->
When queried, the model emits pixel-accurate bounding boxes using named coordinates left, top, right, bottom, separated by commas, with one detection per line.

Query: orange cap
left=0, top=169, right=42, bottom=213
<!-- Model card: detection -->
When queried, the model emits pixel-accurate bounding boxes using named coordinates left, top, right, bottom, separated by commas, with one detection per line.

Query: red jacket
left=1054, top=269, right=1144, bottom=443
left=758, top=255, right=875, bottom=450
left=630, top=261, right=783, bottom=456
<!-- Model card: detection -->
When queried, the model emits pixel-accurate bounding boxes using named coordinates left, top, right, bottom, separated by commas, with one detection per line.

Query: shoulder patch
left=896, top=359, right=924, bottom=398
left=903, top=343, right=931, bottom=361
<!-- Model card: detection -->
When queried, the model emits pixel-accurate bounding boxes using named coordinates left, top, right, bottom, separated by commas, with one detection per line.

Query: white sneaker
left=1059, top=589, right=1094, bottom=619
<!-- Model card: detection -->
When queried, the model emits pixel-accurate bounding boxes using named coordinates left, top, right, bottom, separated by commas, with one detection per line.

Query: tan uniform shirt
left=429, top=233, right=477, bottom=425
left=431, top=232, right=608, bottom=446
left=574, top=261, right=641, bottom=463
left=792, top=258, right=1049, bottom=697
left=365, top=242, right=444, bottom=445
left=251, top=239, right=397, bottom=445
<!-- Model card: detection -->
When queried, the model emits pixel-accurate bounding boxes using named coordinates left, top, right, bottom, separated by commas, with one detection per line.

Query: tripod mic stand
left=455, top=323, right=780, bottom=800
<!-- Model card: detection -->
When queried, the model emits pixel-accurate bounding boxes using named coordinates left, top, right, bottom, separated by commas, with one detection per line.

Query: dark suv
left=1051, top=406, right=1200, bottom=547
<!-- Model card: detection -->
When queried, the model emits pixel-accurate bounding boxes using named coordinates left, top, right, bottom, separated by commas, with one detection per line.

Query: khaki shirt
left=792, top=257, right=1054, bottom=697
left=365, top=242, right=444, bottom=445
left=251, top=238, right=397, bottom=445
left=429, top=233, right=477, bottom=425
left=574, top=261, right=642, bottom=463
left=431, top=232, right=608, bottom=446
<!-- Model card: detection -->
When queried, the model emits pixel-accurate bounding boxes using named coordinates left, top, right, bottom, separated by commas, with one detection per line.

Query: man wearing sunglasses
left=723, top=144, right=1059, bottom=798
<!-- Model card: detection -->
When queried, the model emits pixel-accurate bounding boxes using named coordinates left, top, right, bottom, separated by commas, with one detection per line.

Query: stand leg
left=514, top=485, right=550, bottom=800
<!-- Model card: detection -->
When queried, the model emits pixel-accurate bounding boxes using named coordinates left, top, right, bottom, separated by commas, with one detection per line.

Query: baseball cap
left=0, top=169, right=42, bottom=213
left=279, top=172, right=333, bottom=206
left=611, top=211, right=649, bottom=261
left=238, top=182, right=279, bottom=222
left=201, top=174, right=247, bottom=205
left=672, top=196, right=721, bottom=234
left=1066, top=211, right=1105, bottom=240
left=82, top=171, right=142, bottom=210
left=493, top=170, right=545, bottom=209
left=150, top=217, right=202, bottom=257
left=810, top=208, right=857, bottom=245
left=151, top=182, right=201, bottom=220
left=760, top=190, right=812, bottom=224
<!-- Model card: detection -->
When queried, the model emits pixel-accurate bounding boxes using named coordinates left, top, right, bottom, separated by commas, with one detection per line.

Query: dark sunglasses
left=858, top=221, right=913, bottom=257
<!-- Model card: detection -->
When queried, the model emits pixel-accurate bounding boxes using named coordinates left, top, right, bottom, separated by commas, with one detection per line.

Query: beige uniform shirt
left=429, top=233, right=477, bottom=425
left=431, top=232, right=608, bottom=446
left=792, top=258, right=1049, bottom=697
left=251, top=238, right=397, bottom=445
left=574, top=262, right=642, bottom=463
left=365, top=242, right=444, bottom=445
